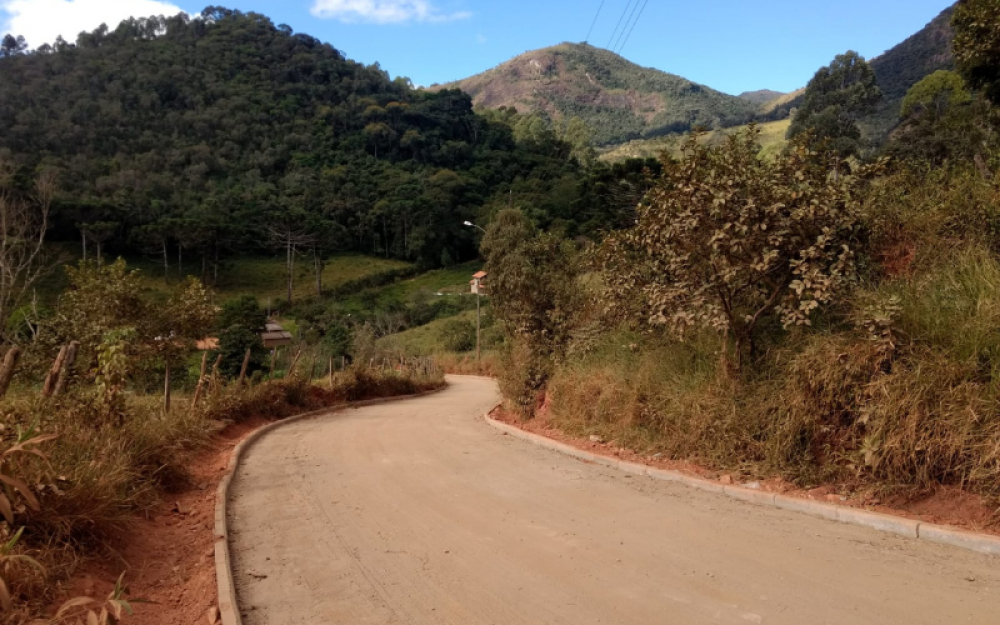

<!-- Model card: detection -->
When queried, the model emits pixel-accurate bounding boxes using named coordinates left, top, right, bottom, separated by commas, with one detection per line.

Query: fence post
left=42, top=345, right=69, bottom=398
left=288, top=349, right=303, bottom=377
left=237, top=348, right=252, bottom=387
left=52, top=341, right=81, bottom=397
left=328, top=357, right=334, bottom=389
left=0, top=347, right=23, bottom=398
left=190, top=351, right=209, bottom=411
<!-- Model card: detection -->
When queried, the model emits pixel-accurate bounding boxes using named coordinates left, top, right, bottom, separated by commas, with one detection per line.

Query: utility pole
left=475, top=276, right=481, bottom=362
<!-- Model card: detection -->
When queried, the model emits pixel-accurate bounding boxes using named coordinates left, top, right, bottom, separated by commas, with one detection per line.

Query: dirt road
left=227, top=376, right=1000, bottom=624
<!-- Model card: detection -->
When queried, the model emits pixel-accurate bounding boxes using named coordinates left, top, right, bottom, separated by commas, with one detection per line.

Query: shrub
left=437, top=319, right=476, bottom=353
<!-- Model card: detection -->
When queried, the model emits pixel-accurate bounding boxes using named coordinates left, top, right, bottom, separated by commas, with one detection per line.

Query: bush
left=437, top=319, right=476, bottom=352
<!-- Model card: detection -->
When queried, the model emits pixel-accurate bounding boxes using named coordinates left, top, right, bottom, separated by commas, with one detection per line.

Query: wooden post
left=341, top=356, right=346, bottom=371
left=0, top=347, right=22, bottom=398
left=42, top=345, right=69, bottom=398
left=269, top=349, right=277, bottom=379
left=163, top=360, right=171, bottom=413
left=52, top=341, right=80, bottom=397
left=208, top=354, right=223, bottom=393
left=476, top=282, right=481, bottom=362
left=237, top=348, right=252, bottom=386
left=288, top=349, right=303, bottom=377
left=328, top=357, right=334, bottom=389
left=308, top=357, right=317, bottom=381
left=190, top=351, right=209, bottom=411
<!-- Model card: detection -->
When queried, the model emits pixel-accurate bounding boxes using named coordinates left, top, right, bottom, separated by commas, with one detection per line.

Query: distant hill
left=863, top=4, right=956, bottom=138
left=431, top=43, right=759, bottom=146
left=738, top=89, right=785, bottom=105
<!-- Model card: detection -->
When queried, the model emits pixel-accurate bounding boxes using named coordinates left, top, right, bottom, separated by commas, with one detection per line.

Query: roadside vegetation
left=484, top=2, right=1000, bottom=511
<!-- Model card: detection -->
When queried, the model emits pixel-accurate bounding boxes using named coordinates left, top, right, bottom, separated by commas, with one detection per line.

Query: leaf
left=0, top=492, right=14, bottom=525
left=0, top=572, right=13, bottom=611
left=0, top=475, right=39, bottom=510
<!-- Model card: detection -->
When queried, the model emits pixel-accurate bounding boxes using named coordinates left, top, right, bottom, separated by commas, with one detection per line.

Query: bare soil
left=56, top=417, right=270, bottom=625
left=492, top=401, right=1000, bottom=535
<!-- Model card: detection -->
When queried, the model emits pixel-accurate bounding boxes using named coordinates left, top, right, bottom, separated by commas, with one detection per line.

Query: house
left=262, top=322, right=294, bottom=348
left=470, top=271, right=488, bottom=295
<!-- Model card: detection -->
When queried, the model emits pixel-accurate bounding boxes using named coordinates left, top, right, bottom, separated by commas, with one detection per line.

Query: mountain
left=432, top=43, right=759, bottom=146
left=738, top=89, right=785, bottom=104
left=863, top=4, right=957, bottom=138
left=0, top=9, right=586, bottom=268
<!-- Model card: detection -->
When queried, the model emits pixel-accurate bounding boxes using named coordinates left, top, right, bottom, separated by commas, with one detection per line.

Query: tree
left=900, top=70, right=973, bottom=120
left=0, top=165, right=54, bottom=344
left=953, top=0, right=1000, bottom=105
left=482, top=209, right=582, bottom=413
left=600, top=127, right=876, bottom=368
left=887, top=70, right=995, bottom=166
left=216, top=295, right=267, bottom=377
left=0, top=35, right=27, bottom=58
left=787, top=51, right=883, bottom=156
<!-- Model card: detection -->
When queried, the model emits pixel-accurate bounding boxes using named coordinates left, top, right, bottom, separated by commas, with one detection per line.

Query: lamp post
left=464, top=221, right=486, bottom=361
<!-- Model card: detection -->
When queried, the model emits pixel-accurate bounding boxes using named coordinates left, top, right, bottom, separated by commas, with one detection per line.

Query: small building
left=470, top=270, right=488, bottom=295
left=262, top=322, right=294, bottom=349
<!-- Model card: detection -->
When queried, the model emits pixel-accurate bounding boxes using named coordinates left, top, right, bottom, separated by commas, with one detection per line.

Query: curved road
left=228, top=376, right=1000, bottom=625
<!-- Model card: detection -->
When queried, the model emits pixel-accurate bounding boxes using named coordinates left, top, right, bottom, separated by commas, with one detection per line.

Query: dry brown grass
left=432, top=352, right=499, bottom=377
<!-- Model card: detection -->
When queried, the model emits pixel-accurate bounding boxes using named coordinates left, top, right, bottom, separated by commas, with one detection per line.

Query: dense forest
left=0, top=7, right=618, bottom=273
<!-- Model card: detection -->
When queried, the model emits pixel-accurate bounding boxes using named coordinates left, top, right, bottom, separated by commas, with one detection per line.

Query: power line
left=584, top=0, right=607, bottom=43
left=606, top=0, right=637, bottom=50
left=616, top=0, right=650, bottom=55
left=611, top=0, right=644, bottom=53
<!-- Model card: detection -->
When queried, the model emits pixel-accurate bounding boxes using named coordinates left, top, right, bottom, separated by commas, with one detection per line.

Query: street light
left=463, top=220, right=487, bottom=234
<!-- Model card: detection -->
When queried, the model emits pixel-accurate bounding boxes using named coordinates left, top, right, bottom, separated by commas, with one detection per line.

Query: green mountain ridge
left=431, top=43, right=760, bottom=146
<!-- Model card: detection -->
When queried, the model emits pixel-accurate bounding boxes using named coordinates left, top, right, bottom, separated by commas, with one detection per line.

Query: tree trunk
left=163, top=360, right=171, bottom=413
left=96, top=241, right=103, bottom=268
left=314, top=248, right=322, bottom=297
left=42, top=345, right=68, bottom=397
left=214, top=243, right=219, bottom=286
left=162, top=240, right=170, bottom=283
left=0, top=346, right=22, bottom=398
left=286, top=238, right=293, bottom=304
left=178, top=244, right=182, bottom=280
left=288, top=349, right=303, bottom=377
left=52, top=341, right=80, bottom=397
left=329, top=357, right=334, bottom=390
left=82, top=230, right=87, bottom=262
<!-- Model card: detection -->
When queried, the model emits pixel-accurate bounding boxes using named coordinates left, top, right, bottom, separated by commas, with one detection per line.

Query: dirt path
left=227, top=376, right=1000, bottom=625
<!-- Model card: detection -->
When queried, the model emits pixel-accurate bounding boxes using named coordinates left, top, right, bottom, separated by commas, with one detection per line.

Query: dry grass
left=432, top=352, right=499, bottom=377
left=543, top=247, right=1000, bottom=499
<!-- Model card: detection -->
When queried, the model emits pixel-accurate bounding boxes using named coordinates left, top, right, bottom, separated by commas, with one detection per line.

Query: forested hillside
left=432, top=43, right=760, bottom=146
left=0, top=7, right=591, bottom=271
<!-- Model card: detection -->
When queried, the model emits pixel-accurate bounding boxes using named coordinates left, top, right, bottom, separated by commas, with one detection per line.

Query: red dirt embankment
left=61, top=417, right=269, bottom=625
left=491, top=403, right=1000, bottom=536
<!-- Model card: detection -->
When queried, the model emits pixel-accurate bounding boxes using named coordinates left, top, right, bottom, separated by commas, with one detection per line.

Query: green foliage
left=218, top=295, right=266, bottom=333
left=789, top=51, right=883, bottom=156
left=0, top=11, right=585, bottom=269
left=482, top=209, right=582, bottom=413
left=900, top=70, right=971, bottom=118
left=437, top=318, right=476, bottom=353
left=94, top=328, right=134, bottom=425
left=217, top=325, right=266, bottom=378
left=953, top=0, right=1000, bottom=105
left=600, top=127, right=875, bottom=365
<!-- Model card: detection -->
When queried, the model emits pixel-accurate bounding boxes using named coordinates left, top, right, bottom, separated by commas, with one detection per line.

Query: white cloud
left=476, top=33, right=486, bottom=44
left=310, top=0, right=470, bottom=24
left=0, top=0, right=184, bottom=47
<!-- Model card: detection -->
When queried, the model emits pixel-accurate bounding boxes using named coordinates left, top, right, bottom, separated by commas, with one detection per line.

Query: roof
left=472, top=271, right=487, bottom=279
left=262, top=322, right=293, bottom=347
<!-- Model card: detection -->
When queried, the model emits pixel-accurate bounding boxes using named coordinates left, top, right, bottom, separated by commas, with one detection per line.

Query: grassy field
left=378, top=309, right=480, bottom=355
left=598, top=119, right=792, bottom=163
left=335, top=261, right=483, bottom=314
left=36, top=248, right=412, bottom=306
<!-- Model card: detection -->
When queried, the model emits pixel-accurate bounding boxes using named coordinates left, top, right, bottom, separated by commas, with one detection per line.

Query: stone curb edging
left=485, top=412, right=1000, bottom=558
left=215, top=386, right=447, bottom=625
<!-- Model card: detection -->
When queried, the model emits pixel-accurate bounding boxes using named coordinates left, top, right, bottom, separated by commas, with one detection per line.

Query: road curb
left=215, top=386, right=447, bottom=625
left=484, top=411, right=1000, bottom=558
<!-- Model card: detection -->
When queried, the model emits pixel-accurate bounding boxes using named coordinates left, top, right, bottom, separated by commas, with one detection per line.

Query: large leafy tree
left=953, top=0, right=1000, bottom=105
left=600, top=127, right=877, bottom=367
left=788, top=51, right=883, bottom=156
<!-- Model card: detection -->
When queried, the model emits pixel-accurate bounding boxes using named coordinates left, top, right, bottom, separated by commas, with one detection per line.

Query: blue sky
left=2, top=0, right=956, bottom=95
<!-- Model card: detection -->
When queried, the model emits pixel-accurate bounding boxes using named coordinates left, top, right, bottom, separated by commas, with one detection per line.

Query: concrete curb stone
left=215, top=386, right=447, bottom=625
left=484, top=411, right=999, bottom=558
